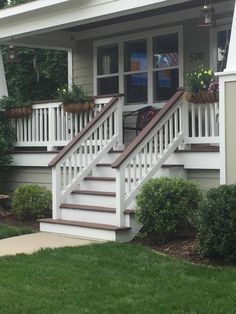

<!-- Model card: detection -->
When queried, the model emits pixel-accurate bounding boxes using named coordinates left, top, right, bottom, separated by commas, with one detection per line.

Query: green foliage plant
left=185, top=67, right=215, bottom=93
left=57, top=85, right=92, bottom=104
left=196, top=184, right=236, bottom=262
left=136, top=177, right=202, bottom=242
left=12, top=184, right=52, bottom=220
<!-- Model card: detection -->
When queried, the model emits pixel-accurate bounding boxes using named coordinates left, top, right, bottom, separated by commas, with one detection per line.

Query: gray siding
left=6, top=167, right=52, bottom=196
left=73, top=40, right=93, bottom=95
left=187, top=169, right=220, bottom=190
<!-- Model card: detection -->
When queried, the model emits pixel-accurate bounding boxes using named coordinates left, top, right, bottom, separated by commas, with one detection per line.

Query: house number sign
left=189, top=52, right=204, bottom=62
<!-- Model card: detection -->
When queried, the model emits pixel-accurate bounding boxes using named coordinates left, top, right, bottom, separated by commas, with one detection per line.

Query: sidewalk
left=0, top=232, right=97, bottom=257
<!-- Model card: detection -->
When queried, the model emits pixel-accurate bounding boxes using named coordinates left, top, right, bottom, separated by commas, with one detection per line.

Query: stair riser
left=67, top=194, right=116, bottom=207
left=93, top=167, right=116, bottom=177
left=79, top=180, right=116, bottom=192
left=100, top=153, right=121, bottom=164
left=61, top=208, right=117, bottom=225
left=40, top=222, right=116, bottom=241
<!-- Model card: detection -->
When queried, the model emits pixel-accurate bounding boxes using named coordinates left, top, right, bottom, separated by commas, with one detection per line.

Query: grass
left=0, top=223, right=33, bottom=239
left=0, top=243, right=235, bottom=314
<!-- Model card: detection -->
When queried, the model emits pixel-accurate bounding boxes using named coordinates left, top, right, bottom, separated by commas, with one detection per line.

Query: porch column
left=0, top=46, right=8, bottom=97
left=218, top=0, right=236, bottom=184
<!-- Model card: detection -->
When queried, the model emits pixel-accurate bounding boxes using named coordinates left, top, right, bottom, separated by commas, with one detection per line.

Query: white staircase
left=39, top=90, right=219, bottom=242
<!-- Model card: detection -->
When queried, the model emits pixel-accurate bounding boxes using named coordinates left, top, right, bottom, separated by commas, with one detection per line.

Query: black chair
left=123, top=106, right=160, bottom=135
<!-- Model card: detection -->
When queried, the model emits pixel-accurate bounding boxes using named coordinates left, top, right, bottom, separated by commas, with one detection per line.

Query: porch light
left=198, top=1, right=216, bottom=28
left=8, top=45, right=18, bottom=64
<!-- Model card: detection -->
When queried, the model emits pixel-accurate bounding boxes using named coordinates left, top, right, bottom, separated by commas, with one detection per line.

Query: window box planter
left=5, top=105, right=33, bottom=118
left=184, top=91, right=219, bottom=104
left=63, top=101, right=96, bottom=113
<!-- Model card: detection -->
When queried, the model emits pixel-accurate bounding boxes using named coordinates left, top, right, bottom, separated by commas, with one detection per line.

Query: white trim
left=210, top=20, right=232, bottom=72
left=0, top=47, right=8, bottom=97
left=93, top=25, right=183, bottom=106
left=217, top=72, right=236, bottom=184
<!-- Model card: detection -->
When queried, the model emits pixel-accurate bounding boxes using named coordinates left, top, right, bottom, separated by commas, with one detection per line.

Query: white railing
left=49, top=96, right=123, bottom=219
left=12, top=100, right=106, bottom=150
left=112, top=90, right=185, bottom=226
left=184, top=101, right=219, bottom=144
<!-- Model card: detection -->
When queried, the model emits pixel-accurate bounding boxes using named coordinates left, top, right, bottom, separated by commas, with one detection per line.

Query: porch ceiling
left=0, top=0, right=233, bottom=50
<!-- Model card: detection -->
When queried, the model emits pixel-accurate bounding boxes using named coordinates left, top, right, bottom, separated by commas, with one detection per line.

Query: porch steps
left=39, top=218, right=131, bottom=242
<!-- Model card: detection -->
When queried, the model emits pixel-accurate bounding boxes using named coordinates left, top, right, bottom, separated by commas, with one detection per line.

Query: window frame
left=94, top=25, right=183, bottom=111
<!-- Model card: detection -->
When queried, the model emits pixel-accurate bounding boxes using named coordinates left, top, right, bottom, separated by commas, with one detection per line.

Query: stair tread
left=39, top=218, right=130, bottom=231
left=60, top=203, right=116, bottom=213
left=84, top=176, right=115, bottom=182
left=162, top=164, right=184, bottom=168
left=96, top=163, right=112, bottom=167
left=72, top=190, right=116, bottom=197
left=60, top=203, right=135, bottom=215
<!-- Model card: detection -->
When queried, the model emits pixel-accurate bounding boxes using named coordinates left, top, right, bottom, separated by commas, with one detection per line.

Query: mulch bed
left=0, top=209, right=39, bottom=231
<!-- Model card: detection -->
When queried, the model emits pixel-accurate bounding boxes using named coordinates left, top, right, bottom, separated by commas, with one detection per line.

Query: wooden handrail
left=112, top=88, right=185, bottom=169
left=49, top=96, right=118, bottom=167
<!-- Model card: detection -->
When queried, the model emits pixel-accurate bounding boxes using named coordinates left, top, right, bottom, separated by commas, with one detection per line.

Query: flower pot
left=63, top=101, right=95, bottom=113
left=5, top=106, right=33, bottom=118
left=185, top=91, right=219, bottom=104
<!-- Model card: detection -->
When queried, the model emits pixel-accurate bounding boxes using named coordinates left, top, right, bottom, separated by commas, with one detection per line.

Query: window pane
left=124, top=40, right=147, bottom=72
left=153, top=33, right=178, bottom=69
left=97, top=77, right=118, bottom=95
left=125, top=73, right=147, bottom=104
left=154, top=69, right=179, bottom=102
left=217, top=29, right=231, bottom=71
left=97, top=45, right=118, bottom=75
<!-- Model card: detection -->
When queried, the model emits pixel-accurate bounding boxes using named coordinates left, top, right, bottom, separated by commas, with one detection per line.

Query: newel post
left=52, top=165, right=61, bottom=219
left=114, top=96, right=125, bottom=151
left=48, top=105, right=56, bottom=151
left=115, top=166, right=126, bottom=227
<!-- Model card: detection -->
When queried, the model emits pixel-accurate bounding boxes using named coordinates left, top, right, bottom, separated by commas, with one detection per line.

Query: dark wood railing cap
left=112, top=89, right=185, bottom=169
left=48, top=96, right=119, bottom=167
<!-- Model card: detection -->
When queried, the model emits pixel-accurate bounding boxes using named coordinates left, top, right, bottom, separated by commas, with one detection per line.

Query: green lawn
left=0, top=223, right=33, bottom=239
left=0, top=242, right=235, bottom=314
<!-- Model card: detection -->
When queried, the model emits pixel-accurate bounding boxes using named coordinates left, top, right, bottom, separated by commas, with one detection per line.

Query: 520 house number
left=189, top=52, right=204, bottom=62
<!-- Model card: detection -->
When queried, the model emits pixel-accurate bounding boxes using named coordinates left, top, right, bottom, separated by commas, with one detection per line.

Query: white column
left=225, top=0, right=236, bottom=71
left=68, top=48, right=73, bottom=89
left=0, top=47, right=8, bottom=97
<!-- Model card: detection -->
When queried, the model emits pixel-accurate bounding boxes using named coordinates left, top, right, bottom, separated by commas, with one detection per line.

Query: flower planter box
left=185, top=91, right=219, bottom=104
left=63, top=101, right=95, bottom=113
left=6, top=106, right=33, bottom=118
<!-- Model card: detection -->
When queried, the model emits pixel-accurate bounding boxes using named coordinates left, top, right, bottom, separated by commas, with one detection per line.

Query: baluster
left=79, top=113, right=83, bottom=132
left=210, top=103, right=214, bottom=136
left=205, top=105, right=209, bottom=138
left=169, top=116, right=173, bottom=144
left=164, top=123, right=168, bottom=150
left=138, top=151, right=142, bottom=181
left=89, top=135, right=93, bottom=161
left=160, top=129, right=163, bottom=156
left=35, top=109, right=39, bottom=142
left=39, top=108, right=43, bottom=142
left=63, top=162, right=66, bottom=189
left=149, top=138, right=153, bottom=168
left=28, top=111, right=32, bottom=142
left=191, top=103, right=195, bottom=138
left=79, top=147, right=82, bottom=174
left=73, top=150, right=77, bottom=179
left=23, top=117, right=27, bottom=142
left=109, top=115, right=112, bottom=139
left=94, top=128, right=98, bottom=155
left=174, top=111, right=178, bottom=138
left=68, top=156, right=72, bottom=184
left=198, top=105, right=202, bottom=138
left=154, top=133, right=158, bottom=163
left=43, top=108, right=47, bottom=141
left=104, top=119, right=108, bottom=144
left=57, top=107, right=61, bottom=141
left=74, top=113, right=78, bottom=136
left=143, top=145, right=148, bottom=174
left=133, top=156, right=137, bottom=190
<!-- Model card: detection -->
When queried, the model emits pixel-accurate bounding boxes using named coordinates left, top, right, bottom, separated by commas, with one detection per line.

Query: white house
left=0, top=0, right=236, bottom=241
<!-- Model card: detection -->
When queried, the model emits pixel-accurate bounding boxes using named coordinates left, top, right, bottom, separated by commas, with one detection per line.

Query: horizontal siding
left=6, top=167, right=52, bottom=196
left=187, top=169, right=220, bottom=190
left=73, top=40, right=93, bottom=96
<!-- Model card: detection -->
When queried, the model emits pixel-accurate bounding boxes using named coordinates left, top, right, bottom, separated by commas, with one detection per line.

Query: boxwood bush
left=196, top=184, right=236, bottom=262
left=12, top=184, right=52, bottom=220
left=136, top=177, right=202, bottom=242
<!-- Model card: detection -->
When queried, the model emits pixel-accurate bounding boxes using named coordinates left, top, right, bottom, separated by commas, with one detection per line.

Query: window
left=153, top=33, right=179, bottom=102
left=124, top=39, right=148, bottom=104
left=217, top=28, right=231, bottom=71
left=97, top=45, right=119, bottom=95
left=95, top=27, right=182, bottom=106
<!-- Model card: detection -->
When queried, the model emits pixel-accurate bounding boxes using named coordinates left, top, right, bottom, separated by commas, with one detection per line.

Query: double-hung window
left=94, top=26, right=182, bottom=106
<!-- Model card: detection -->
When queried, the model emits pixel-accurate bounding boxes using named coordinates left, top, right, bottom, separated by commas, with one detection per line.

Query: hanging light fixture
left=198, top=0, right=216, bottom=28
left=8, top=37, right=18, bottom=64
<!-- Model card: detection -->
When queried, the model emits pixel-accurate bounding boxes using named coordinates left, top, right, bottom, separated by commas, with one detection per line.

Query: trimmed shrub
left=197, top=184, right=236, bottom=262
left=136, top=177, right=202, bottom=242
left=12, top=184, right=52, bottom=220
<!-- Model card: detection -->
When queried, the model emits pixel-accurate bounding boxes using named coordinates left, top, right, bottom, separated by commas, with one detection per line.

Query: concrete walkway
left=0, top=232, right=97, bottom=257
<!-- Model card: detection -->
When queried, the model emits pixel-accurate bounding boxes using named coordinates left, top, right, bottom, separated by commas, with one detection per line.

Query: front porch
left=1, top=0, right=235, bottom=241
